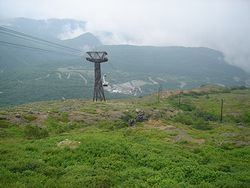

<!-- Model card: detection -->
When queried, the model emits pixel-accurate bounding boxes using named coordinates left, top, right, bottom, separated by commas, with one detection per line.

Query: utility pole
left=220, top=99, right=224, bottom=123
left=178, top=91, right=182, bottom=106
left=86, top=51, right=108, bottom=101
left=157, top=85, right=162, bottom=103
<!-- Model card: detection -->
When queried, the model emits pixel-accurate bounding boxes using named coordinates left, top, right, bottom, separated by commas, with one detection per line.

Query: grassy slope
left=0, top=86, right=250, bottom=187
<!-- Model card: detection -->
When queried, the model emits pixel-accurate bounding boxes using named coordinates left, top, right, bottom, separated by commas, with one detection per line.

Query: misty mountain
left=0, top=17, right=86, bottom=40
left=62, top=32, right=102, bottom=50
left=0, top=18, right=102, bottom=48
left=100, top=45, right=249, bottom=80
left=0, top=18, right=250, bottom=106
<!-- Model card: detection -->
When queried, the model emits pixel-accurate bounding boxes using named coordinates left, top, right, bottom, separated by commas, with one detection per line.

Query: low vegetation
left=0, top=86, right=249, bottom=187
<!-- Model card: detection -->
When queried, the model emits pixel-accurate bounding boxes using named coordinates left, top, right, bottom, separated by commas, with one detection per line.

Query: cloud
left=0, top=0, right=250, bottom=71
left=58, top=24, right=86, bottom=40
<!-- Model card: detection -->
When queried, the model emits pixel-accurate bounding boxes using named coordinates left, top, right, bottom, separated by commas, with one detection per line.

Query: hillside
left=1, top=18, right=250, bottom=106
left=100, top=45, right=250, bottom=91
left=0, top=86, right=249, bottom=187
left=1, top=43, right=250, bottom=106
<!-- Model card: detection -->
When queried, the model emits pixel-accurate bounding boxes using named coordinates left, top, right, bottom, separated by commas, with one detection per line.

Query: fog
left=0, top=0, right=250, bottom=71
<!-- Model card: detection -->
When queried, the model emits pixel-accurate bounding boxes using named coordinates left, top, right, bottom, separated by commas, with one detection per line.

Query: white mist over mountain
left=58, top=24, right=86, bottom=40
left=0, top=0, right=250, bottom=71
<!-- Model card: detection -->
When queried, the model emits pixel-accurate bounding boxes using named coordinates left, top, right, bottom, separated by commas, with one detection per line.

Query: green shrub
left=0, top=120, right=12, bottom=128
left=168, top=95, right=196, bottom=111
left=83, top=108, right=97, bottom=114
left=225, top=111, right=250, bottom=125
left=179, top=103, right=196, bottom=111
left=172, top=111, right=212, bottom=130
left=230, top=86, right=247, bottom=90
left=115, top=120, right=128, bottom=129
left=45, top=116, right=72, bottom=133
left=192, top=119, right=212, bottom=130
left=217, top=164, right=232, bottom=172
left=10, top=159, right=45, bottom=173
left=219, top=143, right=234, bottom=150
left=48, top=112, right=69, bottom=123
left=185, top=91, right=206, bottom=97
left=194, top=109, right=218, bottom=121
left=23, top=115, right=37, bottom=122
left=24, top=125, right=49, bottom=139
left=120, top=112, right=134, bottom=122
left=215, top=180, right=249, bottom=188
left=172, top=112, right=194, bottom=125
left=97, top=120, right=116, bottom=130
left=239, top=111, right=250, bottom=124
left=57, top=112, right=69, bottom=122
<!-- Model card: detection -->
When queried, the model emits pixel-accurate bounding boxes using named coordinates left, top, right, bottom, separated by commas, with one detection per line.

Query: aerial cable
left=0, top=26, right=83, bottom=53
left=0, top=26, right=83, bottom=54
left=0, top=40, right=81, bottom=57
left=0, top=30, right=82, bottom=56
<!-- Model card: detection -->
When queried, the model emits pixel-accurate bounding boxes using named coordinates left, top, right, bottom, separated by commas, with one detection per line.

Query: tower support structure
left=86, top=51, right=108, bottom=101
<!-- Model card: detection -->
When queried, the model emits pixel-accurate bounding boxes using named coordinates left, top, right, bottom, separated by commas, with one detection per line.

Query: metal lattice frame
left=86, top=51, right=108, bottom=101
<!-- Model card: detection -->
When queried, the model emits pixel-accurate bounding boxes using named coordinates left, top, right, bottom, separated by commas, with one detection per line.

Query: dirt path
left=144, top=121, right=204, bottom=144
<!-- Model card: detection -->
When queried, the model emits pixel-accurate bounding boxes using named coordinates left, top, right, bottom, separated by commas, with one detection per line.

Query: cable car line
left=0, top=26, right=83, bottom=54
left=0, top=30, right=82, bottom=56
left=0, top=40, right=81, bottom=57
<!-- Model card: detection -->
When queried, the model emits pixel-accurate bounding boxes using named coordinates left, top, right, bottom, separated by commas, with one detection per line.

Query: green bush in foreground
left=172, top=111, right=213, bottom=130
left=24, top=125, right=49, bottom=139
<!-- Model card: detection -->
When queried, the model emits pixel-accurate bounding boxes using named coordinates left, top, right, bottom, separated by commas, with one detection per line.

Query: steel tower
left=86, top=51, right=108, bottom=101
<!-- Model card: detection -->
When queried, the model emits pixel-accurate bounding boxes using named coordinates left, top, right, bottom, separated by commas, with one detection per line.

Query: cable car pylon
left=86, top=51, right=108, bottom=101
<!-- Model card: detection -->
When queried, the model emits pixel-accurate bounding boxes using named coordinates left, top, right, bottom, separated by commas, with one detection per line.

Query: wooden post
left=157, top=85, right=162, bottom=104
left=220, top=99, right=223, bottom=123
left=157, top=90, right=160, bottom=103
left=178, top=93, right=181, bottom=106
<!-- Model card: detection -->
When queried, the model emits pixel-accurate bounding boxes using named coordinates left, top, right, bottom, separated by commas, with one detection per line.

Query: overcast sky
left=0, top=0, right=250, bottom=71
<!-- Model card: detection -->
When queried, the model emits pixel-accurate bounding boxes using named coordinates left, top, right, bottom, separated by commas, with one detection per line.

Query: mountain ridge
left=0, top=17, right=250, bottom=106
